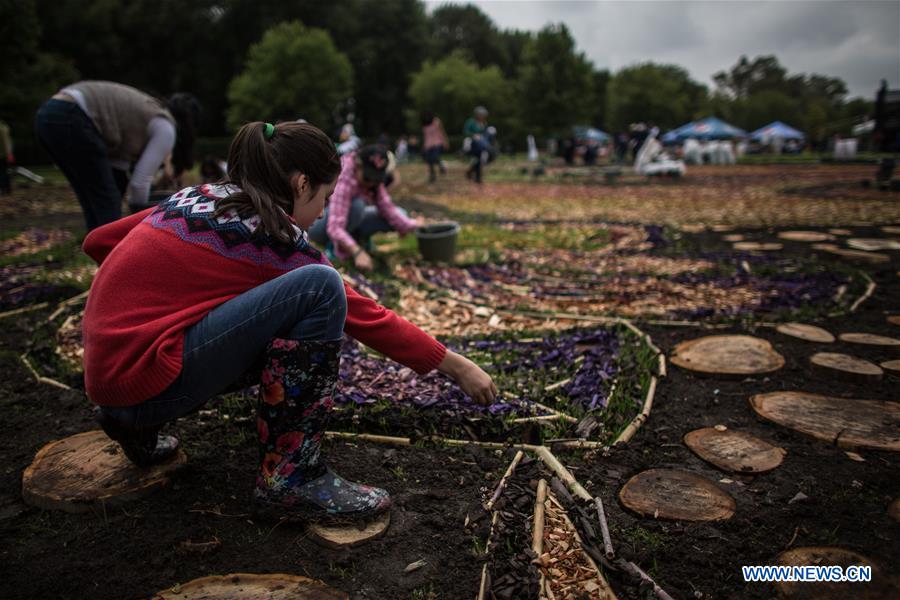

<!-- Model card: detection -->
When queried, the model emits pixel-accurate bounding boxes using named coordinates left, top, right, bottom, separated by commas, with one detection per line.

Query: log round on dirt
left=749, top=391, right=900, bottom=451
left=888, top=315, right=900, bottom=327
left=722, top=234, right=744, bottom=242
left=881, top=359, right=900, bottom=377
left=775, top=323, right=835, bottom=344
left=307, top=511, right=391, bottom=549
left=810, top=352, right=883, bottom=383
left=671, top=335, right=785, bottom=377
left=618, top=469, right=735, bottom=522
left=774, top=547, right=887, bottom=599
left=882, top=225, right=900, bottom=234
left=811, top=243, right=890, bottom=264
left=828, top=228, right=852, bottom=236
left=683, top=427, right=786, bottom=473
left=838, top=332, right=900, bottom=354
left=21, top=430, right=187, bottom=513
left=732, top=241, right=783, bottom=251
left=153, top=573, right=348, bottom=599
left=846, top=238, right=900, bottom=252
left=777, top=231, right=834, bottom=242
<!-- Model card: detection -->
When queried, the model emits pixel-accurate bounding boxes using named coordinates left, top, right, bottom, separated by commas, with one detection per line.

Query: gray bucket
left=415, top=222, right=460, bottom=262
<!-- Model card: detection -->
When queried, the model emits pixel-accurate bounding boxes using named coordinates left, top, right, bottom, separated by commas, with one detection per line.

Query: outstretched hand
left=437, top=349, right=498, bottom=405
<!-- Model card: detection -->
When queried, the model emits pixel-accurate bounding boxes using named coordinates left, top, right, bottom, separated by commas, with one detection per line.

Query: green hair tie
left=264, top=122, right=275, bottom=139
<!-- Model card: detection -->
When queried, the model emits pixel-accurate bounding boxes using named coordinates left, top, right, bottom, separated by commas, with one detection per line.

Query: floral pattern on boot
left=253, top=338, right=391, bottom=522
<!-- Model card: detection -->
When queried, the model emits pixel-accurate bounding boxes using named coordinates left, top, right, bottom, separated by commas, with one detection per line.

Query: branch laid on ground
left=615, top=559, right=674, bottom=600
left=849, top=271, right=876, bottom=313
left=533, top=479, right=548, bottom=600
left=0, top=302, right=49, bottom=321
left=619, top=318, right=667, bottom=377
left=614, top=375, right=657, bottom=445
left=47, top=290, right=90, bottom=322
left=485, top=450, right=524, bottom=511
left=324, top=430, right=542, bottom=452
left=20, top=353, right=72, bottom=390
left=476, top=511, right=501, bottom=600
left=533, top=446, right=592, bottom=502
left=594, top=496, right=615, bottom=559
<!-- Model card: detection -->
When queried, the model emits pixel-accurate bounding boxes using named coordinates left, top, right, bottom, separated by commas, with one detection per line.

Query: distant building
left=874, top=80, right=900, bottom=152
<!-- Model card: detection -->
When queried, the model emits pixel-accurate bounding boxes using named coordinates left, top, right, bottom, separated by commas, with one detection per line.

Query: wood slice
left=774, top=547, right=889, bottom=599
left=888, top=315, right=900, bottom=327
left=308, top=511, right=391, bottom=548
left=882, top=360, right=900, bottom=376
left=811, top=243, right=890, bottom=263
left=681, top=224, right=706, bottom=233
left=733, top=241, right=783, bottom=251
left=711, top=224, right=734, bottom=232
left=828, top=228, right=852, bottom=236
left=776, top=323, right=835, bottom=343
left=777, top=231, right=834, bottom=242
left=889, top=498, right=900, bottom=524
left=810, top=352, right=883, bottom=383
left=881, top=225, right=900, bottom=235
left=684, top=428, right=786, bottom=473
left=722, top=234, right=745, bottom=242
left=671, top=335, right=785, bottom=377
left=749, top=391, right=900, bottom=451
left=838, top=332, right=900, bottom=353
left=22, top=430, right=187, bottom=513
left=619, top=469, right=735, bottom=521
left=153, top=573, right=347, bottom=599
left=846, top=238, right=900, bottom=252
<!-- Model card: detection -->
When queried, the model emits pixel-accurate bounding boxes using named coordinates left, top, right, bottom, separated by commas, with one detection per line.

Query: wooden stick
left=593, top=496, right=615, bottom=559
left=19, top=353, right=72, bottom=390
left=341, top=273, right=379, bottom=302
left=324, top=430, right=542, bottom=452
left=550, top=490, right=618, bottom=599
left=485, top=450, right=524, bottom=511
left=533, top=446, right=592, bottom=502
left=476, top=510, right=501, bottom=600
left=532, top=479, right=548, bottom=555
left=528, top=400, right=579, bottom=424
left=0, top=302, right=49, bottom=320
left=614, top=376, right=656, bottom=445
left=850, top=272, right=876, bottom=313
left=511, top=415, right=571, bottom=424
left=544, top=377, right=571, bottom=392
left=550, top=440, right=607, bottom=450
left=616, top=559, right=674, bottom=600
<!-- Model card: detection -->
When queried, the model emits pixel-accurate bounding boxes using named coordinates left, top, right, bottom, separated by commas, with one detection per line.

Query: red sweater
left=82, top=184, right=446, bottom=407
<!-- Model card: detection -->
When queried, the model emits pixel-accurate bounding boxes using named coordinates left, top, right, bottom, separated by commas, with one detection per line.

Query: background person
left=422, top=111, right=449, bottom=182
left=462, top=105, right=490, bottom=183
left=308, top=144, right=419, bottom=271
left=34, top=81, right=200, bottom=230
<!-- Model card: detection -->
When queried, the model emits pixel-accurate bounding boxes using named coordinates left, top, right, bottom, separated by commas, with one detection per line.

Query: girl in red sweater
left=84, top=121, right=496, bottom=523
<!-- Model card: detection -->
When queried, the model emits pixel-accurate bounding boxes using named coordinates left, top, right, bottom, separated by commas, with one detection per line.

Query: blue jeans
left=100, top=264, right=347, bottom=428
left=308, top=197, right=408, bottom=248
left=35, top=99, right=127, bottom=231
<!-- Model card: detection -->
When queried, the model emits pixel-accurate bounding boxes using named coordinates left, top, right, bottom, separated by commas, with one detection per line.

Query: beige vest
left=70, top=81, right=175, bottom=163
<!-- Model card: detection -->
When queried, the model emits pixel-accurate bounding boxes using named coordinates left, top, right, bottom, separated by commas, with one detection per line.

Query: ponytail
left=217, top=121, right=340, bottom=243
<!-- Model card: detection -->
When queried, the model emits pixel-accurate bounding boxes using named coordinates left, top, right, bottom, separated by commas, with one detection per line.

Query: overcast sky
left=426, top=0, right=900, bottom=99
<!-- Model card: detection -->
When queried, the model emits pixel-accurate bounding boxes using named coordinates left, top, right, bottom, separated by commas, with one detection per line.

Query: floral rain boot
left=252, top=338, right=391, bottom=522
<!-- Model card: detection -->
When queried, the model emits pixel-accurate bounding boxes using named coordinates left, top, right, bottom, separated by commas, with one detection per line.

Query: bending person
left=308, top=144, right=418, bottom=271
left=83, top=121, right=496, bottom=524
left=35, top=80, right=199, bottom=230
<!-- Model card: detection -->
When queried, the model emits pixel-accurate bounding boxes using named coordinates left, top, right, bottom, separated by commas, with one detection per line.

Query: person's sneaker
left=252, top=465, right=391, bottom=524
left=96, top=412, right=180, bottom=468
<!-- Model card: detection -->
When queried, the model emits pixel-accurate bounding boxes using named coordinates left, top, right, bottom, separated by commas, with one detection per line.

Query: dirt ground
left=1, top=163, right=898, bottom=599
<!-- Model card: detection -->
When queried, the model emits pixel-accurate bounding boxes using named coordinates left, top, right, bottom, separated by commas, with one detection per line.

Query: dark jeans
left=35, top=99, right=126, bottom=231
left=307, top=197, right=408, bottom=248
left=100, top=264, right=347, bottom=428
left=424, top=146, right=445, bottom=181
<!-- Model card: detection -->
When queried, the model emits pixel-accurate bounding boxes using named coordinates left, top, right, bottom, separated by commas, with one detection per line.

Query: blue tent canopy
left=750, top=121, right=804, bottom=141
left=661, top=117, right=747, bottom=143
left=573, top=126, right=610, bottom=143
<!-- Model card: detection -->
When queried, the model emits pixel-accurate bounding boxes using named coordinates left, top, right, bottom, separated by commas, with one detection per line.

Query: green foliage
left=517, top=24, right=597, bottom=138
left=406, top=51, right=510, bottom=135
left=428, top=4, right=509, bottom=71
left=607, top=63, right=708, bottom=131
left=226, top=21, right=353, bottom=131
left=0, top=0, right=78, bottom=145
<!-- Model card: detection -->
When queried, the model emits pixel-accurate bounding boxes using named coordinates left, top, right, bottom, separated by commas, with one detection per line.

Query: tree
left=607, top=63, right=708, bottom=131
left=516, top=24, right=596, bottom=138
left=428, top=4, right=508, bottom=71
left=226, top=21, right=352, bottom=131
left=713, top=55, right=787, bottom=99
left=406, top=50, right=510, bottom=136
left=0, top=0, right=78, bottom=159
